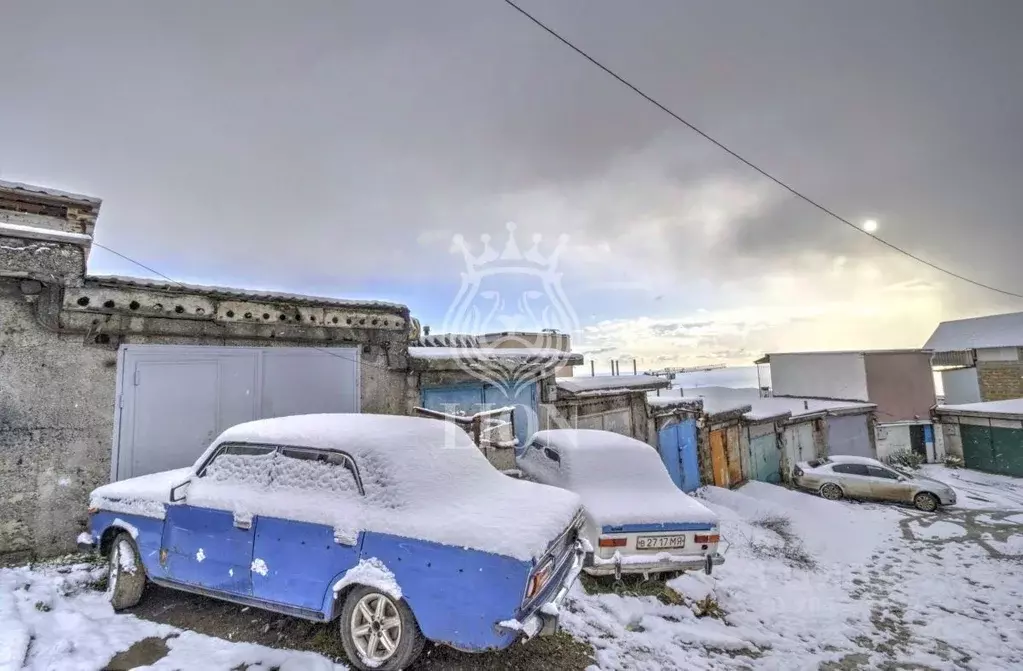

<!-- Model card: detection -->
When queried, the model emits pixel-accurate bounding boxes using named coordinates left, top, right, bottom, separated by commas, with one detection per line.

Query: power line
left=501, top=0, right=1023, bottom=300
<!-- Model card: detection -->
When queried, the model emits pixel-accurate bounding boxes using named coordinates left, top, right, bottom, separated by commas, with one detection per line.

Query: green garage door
left=961, top=423, right=1023, bottom=477
left=991, top=426, right=1023, bottom=477
left=961, top=424, right=995, bottom=473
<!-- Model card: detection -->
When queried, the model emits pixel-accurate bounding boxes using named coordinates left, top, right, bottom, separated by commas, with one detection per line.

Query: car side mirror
left=170, top=479, right=191, bottom=502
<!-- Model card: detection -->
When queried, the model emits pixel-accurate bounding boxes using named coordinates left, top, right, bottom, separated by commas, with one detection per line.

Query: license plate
left=636, top=535, right=686, bottom=550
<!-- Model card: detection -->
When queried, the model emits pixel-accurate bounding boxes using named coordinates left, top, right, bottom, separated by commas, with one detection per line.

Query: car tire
left=914, top=492, right=939, bottom=512
left=107, top=532, right=146, bottom=610
left=819, top=483, right=844, bottom=501
left=339, top=585, right=425, bottom=671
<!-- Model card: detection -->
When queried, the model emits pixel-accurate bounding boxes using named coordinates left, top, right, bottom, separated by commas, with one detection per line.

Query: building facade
left=760, top=350, right=937, bottom=462
left=925, top=312, right=1023, bottom=404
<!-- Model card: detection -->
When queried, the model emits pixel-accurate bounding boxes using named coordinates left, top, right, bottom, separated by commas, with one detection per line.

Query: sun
left=863, top=219, right=879, bottom=233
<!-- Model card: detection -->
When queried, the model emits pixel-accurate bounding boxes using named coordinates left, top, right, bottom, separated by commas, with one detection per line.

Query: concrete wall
left=0, top=280, right=410, bottom=563
left=769, top=353, right=869, bottom=401
left=863, top=351, right=936, bottom=422
left=977, top=359, right=1023, bottom=401
left=941, top=367, right=981, bottom=405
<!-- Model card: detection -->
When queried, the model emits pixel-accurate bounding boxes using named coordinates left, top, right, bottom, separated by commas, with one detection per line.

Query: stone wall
left=977, top=359, right=1023, bottom=401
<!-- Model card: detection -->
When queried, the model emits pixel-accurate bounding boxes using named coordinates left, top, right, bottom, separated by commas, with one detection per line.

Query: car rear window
left=808, top=458, right=830, bottom=468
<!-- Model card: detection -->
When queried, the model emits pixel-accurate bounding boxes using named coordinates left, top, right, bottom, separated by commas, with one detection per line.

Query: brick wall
left=978, top=358, right=1023, bottom=401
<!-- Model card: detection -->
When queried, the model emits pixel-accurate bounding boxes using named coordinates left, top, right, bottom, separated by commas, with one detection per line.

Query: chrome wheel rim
left=350, top=593, right=402, bottom=663
left=821, top=484, right=841, bottom=500
left=917, top=494, right=937, bottom=511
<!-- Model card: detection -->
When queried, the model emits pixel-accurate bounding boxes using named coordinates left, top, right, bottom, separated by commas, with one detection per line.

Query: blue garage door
left=657, top=419, right=700, bottom=492
left=421, top=383, right=538, bottom=448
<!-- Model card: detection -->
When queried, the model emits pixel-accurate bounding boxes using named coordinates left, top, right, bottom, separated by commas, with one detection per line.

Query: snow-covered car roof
left=525, top=429, right=717, bottom=528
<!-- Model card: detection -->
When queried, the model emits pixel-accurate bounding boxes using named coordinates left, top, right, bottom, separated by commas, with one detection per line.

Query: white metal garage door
left=827, top=414, right=873, bottom=458
left=113, top=345, right=359, bottom=480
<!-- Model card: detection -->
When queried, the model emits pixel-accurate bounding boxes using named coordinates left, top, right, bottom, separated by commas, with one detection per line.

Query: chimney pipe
left=633, top=359, right=638, bottom=375
left=590, top=360, right=595, bottom=377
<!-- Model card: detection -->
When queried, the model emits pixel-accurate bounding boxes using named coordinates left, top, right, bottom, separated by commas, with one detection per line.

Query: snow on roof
left=936, top=398, right=1023, bottom=417
left=408, top=346, right=583, bottom=364
left=85, top=275, right=409, bottom=313
left=556, top=374, right=669, bottom=395
left=0, top=222, right=92, bottom=245
left=646, top=386, right=875, bottom=421
left=526, top=429, right=718, bottom=527
left=923, top=312, right=1023, bottom=351
left=194, top=414, right=582, bottom=561
left=0, top=179, right=102, bottom=207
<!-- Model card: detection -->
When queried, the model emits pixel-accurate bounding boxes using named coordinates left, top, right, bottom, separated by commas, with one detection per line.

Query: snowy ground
left=2, top=466, right=1022, bottom=670
left=562, top=466, right=1023, bottom=671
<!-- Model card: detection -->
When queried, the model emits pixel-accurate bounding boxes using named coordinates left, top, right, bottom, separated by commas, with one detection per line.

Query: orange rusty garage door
left=710, top=429, right=729, bottom=487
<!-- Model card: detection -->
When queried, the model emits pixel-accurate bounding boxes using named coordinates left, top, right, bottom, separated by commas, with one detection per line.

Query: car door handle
left=234, top=512, right=253, bottom=530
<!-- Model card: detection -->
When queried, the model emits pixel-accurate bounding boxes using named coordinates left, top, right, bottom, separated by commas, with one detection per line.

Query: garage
left=827, top=413, right=874, bottom=458
left=114, top=345, right=360, bottom=480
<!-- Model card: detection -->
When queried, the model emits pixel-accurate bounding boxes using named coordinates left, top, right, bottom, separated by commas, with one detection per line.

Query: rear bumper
left=496, top=539, right=585, bottom=639
left=584, top=552, right=725, bottom=577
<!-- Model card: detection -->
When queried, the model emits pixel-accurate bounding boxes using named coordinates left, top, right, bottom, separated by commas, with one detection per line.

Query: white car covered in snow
left=516, top=429, right=724, bottom=578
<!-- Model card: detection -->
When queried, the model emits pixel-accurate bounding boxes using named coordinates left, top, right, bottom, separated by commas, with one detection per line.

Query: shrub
left=943, top=454, right=964, bottom=469
left=886, top=449, right=924, bottom=470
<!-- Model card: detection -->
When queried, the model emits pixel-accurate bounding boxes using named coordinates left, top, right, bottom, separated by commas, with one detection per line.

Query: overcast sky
left=3, top=0, right=1022, bottom=370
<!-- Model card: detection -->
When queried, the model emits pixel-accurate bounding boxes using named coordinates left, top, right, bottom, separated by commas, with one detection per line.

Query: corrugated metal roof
left=924, top=311, right=1023, bottom=352
left=0, top=180, right=102, bottom=208
left=85, top=275, right=409, bottom=312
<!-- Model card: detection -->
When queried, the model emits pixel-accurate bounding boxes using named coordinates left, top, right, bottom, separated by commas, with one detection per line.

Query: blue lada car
left=81, top=414, right=584, bottom=671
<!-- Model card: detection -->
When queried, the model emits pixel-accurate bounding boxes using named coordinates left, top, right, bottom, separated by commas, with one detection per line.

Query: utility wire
left=501, top=0, right=1023, bottom=300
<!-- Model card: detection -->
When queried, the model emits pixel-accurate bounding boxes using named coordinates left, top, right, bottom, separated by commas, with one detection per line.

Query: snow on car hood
left=89, top=468, right=193, bottom=519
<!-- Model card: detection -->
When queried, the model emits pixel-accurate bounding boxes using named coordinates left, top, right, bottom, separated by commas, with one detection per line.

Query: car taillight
left=525, top=559, right=554, bottom=600
left=793, top=466, right=804, bottom=477
left=598, top=537, right=627, bottom=548
left=694, top=534, right=720, bottom=544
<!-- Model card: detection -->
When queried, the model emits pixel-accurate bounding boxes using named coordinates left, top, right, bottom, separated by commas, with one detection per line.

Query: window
left=201, top=443, right=276, bottom=486
left=867, top=465, right=901, bottom=480
left=271, top=447, right=362, bottom=495
left=543, top=447, right=561, bottom=464
left=808, top=458, right=831, bottom=468
left=831, top=463, right=870, bottom=476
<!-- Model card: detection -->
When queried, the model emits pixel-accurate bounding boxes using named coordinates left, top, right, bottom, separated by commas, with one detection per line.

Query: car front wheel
left=340, top=585, right=425, bottom=671
left=107, top=532, right=146, bottom=610
left=820, top=482, right=844, bottom=501
left=914, top=492, right=939, bottom=512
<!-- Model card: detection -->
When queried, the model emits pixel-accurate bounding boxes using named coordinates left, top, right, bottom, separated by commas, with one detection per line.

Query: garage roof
left=924, top=311, right=1023, bottom=352
left=936, top=398, right=1023, bottom=418
left=86, top=275, right=409, bottom=313
left=556, top=374, right=669, bottom=396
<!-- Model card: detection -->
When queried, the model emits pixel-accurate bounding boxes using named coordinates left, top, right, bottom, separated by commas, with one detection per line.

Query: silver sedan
left=793, top=455, right=956, bottom=512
